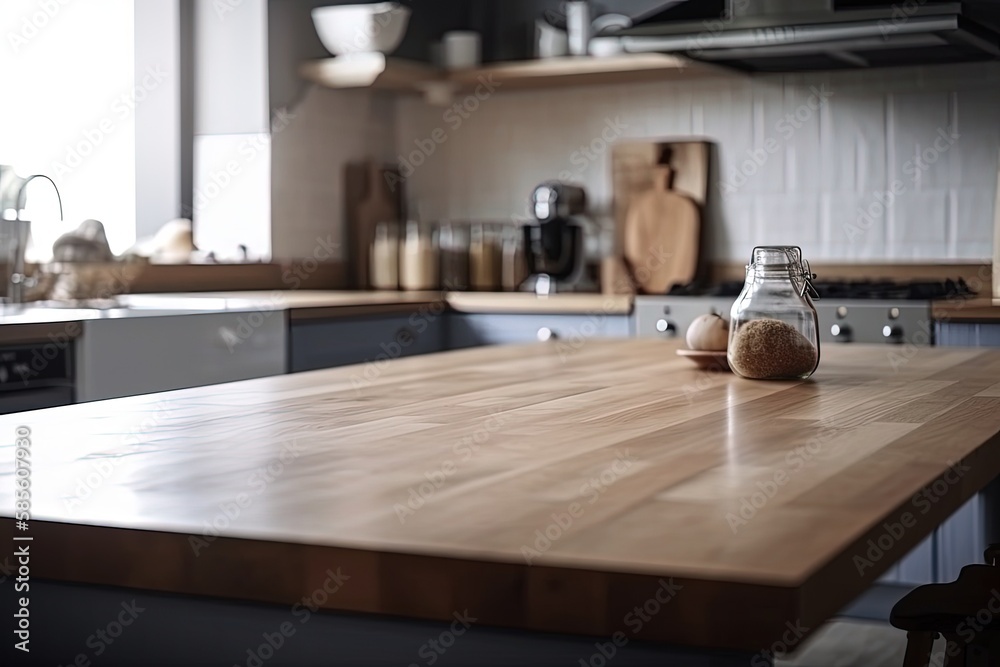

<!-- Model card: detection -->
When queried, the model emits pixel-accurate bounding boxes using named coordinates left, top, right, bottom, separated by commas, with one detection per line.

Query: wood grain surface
left=3, top=341, right=1000, bottom=651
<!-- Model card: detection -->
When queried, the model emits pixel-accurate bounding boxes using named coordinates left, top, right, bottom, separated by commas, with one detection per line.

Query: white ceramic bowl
left=312, top=2, right=411, bottom=56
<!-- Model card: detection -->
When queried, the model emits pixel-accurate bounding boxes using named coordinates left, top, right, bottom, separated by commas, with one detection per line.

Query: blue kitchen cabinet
left=877, top=496, right=984, bottom=588
left=290, top=315, right=447, bottom=373
left=936, top=495, right=987, bottom=583
left=896, top=535, right=936, bottom=586
left=933, top=321, right=1000, bottom=581
left=936, top=323, right=1000, bottom=347
left=290, top=312, right=631, bottom=373
left=449, top=313, right=632, bottom=349
left=78, top=312, right=287, bottom=402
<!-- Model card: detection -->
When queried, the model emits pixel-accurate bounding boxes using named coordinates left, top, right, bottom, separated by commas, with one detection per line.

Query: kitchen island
left=3, top=340, right=1000, bottom=665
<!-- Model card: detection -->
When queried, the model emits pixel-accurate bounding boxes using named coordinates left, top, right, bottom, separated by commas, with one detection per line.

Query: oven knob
left=656, top=319, right=678, bottom=337
left=883, top=325, right=904, bottom=344
left=830, top=324, right=853, bottom=342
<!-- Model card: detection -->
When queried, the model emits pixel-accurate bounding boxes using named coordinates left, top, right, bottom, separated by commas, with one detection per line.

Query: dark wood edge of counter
left=1, top=518, right=799, bottom=653
left=0, top=321, right=82, bottom=345
left=288, top=302, right=446, bottom=321
left=10, top=475, right=981, bottom=657
left=933, top=299, right=1000, bottom=322
left=288, top=296, right=633, bottom=321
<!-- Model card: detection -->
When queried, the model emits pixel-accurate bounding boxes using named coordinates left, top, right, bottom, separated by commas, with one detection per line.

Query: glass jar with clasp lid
left=728, top=246, right=820, bottom=380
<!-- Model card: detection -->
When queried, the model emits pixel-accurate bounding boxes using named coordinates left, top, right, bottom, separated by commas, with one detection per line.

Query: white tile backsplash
left=390, top=62, right=1000, bottom=262
left=822, top=193, right=888, bottom=261
left=954, top=186, right=997, bottom=259
left=819, top=92, right=888, bottom=195
left=270, top=87, right=397, bottom=261
left=269, top=63, right=999, bottom=262
left=889, top=190, right=949, bottom=260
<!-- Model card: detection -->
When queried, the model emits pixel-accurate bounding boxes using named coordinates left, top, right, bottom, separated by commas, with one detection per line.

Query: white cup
left=442, top=31, right=481, bottom=70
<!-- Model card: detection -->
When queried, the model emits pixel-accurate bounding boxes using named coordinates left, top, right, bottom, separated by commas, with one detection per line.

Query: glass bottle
left=369, top=221, right=399, bottom=290
left=469, top=223, right=501, bottom=292
left=728, top=246, right=820, bottom=380
left=501, top=224, right=528, bottom=292
left=439, top=222, right=470, bottom=291
left=399, top=221, right=440, bottom=291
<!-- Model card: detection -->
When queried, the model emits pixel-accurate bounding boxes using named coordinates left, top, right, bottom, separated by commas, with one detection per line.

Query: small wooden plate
left=676, top=349, right=730, bottom=372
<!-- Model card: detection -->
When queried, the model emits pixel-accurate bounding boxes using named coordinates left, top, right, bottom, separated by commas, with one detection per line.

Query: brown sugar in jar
left=727, top=246, right=821, bottom=381
left=729, top=318, right=819, bottom=380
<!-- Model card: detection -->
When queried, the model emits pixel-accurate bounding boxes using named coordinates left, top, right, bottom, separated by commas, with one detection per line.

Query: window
left=1, top=0, right=137, bottom=258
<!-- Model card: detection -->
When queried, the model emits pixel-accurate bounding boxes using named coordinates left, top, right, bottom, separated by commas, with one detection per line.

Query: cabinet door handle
left=537, top=327, right=559, bottom=342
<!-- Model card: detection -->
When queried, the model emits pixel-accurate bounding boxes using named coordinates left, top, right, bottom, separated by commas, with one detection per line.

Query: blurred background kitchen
left=3, top=4, right=1000, bottom=663
left=2, top=0, right=997, bottom=297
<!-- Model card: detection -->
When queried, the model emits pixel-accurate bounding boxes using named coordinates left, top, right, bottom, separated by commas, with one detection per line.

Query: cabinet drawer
left=78, top=312, right=287, bottom=402
left=290, top=315, right=446, bottom=373
left=449, top=313, right=631, bottom=348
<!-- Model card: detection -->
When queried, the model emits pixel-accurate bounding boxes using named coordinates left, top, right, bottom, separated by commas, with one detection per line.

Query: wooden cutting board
left=623, top=164, right=701, bottom=294
left=345, top=162, right=402, bottom=289
left=613, top=140, right=708, bottom=295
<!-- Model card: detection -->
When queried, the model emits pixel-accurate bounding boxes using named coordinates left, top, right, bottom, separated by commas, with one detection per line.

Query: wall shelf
left=299, top=54, right=443, bottom=94
left=299, top=53, right=735, bottom=102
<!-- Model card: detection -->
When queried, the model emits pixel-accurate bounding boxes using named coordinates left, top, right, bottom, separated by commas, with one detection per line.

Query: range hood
left=620, top=0, right=1000, bottom=71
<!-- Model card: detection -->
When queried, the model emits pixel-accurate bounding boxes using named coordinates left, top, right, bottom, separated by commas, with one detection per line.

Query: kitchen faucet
left=6, top=174, right=63, bottom=304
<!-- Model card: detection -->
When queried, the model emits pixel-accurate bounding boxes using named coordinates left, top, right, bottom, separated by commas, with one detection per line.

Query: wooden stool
left=890, top=547, right=1000, bottom=666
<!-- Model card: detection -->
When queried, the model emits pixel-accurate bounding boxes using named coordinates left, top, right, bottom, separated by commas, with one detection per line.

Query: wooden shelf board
left=299, top=55, right=443, bottom=93
left=300, top=53, right=735, bottom=97
left=450, top=53, right=731, bottom=90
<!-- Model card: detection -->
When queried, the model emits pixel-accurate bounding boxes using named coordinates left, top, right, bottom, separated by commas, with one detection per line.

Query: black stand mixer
left=521, top=182, right=587, bottom=295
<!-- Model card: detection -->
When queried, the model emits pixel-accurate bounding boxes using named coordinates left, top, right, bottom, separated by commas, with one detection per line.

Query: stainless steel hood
left=620, top=0, right=1000, bottom=71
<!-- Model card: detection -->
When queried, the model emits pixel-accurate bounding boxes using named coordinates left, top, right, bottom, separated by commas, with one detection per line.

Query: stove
left=635, top=279, right=974, bottom=347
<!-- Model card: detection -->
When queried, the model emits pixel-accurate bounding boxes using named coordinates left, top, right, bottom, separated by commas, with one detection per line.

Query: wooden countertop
left=0, top=292, right=626, bottom=334
left=933, top=297, right=1000, bottom=321
left=121, top=291, right=633, bottom=319
left=4, top=341, right=1000, bottom=651
left=118, top=290, right=444, bottom=320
